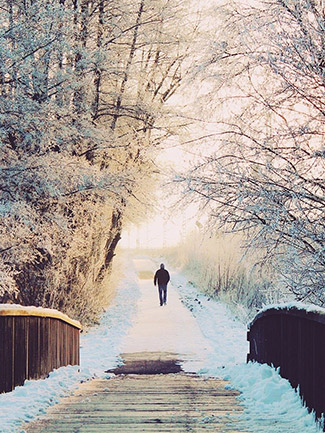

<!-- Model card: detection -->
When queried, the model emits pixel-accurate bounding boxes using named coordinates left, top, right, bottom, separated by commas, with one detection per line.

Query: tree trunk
left=7, top=0, right=17, bottom=97
left=110, top=0, right=144, bottom=130
left=95, top=207, right=123, bottom=282
left=73, top=0, right=89, bottom=112
left=92, top=0, right=105, bottom=120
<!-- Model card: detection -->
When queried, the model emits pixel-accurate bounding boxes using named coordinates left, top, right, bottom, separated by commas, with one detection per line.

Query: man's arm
left=166, top=270, right=170, bottom=283
left=154, top=271, right=157, bottom=286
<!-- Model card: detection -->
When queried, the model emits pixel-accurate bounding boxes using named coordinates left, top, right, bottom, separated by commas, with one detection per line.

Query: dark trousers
left=158, top=284, right=167, bottom=305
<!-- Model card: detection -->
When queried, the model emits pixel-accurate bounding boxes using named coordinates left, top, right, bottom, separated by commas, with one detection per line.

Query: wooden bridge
left=1, top=300, right=325, bottom=431
left=23, top=352, right=245, bottom=433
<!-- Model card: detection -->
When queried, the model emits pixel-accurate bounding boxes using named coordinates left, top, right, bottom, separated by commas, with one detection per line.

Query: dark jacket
left=154, top=268, right=170, bottom=286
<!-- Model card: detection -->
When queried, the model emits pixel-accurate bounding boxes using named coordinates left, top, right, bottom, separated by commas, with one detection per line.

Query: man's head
left=160, top=263, right=165, bottom=269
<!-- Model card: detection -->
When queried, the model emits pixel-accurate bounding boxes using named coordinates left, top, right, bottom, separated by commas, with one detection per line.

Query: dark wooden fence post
left=247, top=306, right=325, bottom=427
left=0, top=305, right=81, bottom=393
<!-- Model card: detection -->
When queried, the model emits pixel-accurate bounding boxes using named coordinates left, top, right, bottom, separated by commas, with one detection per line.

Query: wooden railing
left=0, top=304, right=81, bottom=393
left=247, top=305, right=325, bottom=423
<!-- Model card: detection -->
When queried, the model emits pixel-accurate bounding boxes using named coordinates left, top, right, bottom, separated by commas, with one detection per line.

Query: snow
left=0, top=254, right=323, bottom=433
left=0, top=304, right=81, bottom=329
left=171, top=269, right=248, bottom=368
left=252, top=301, right=325, bottom=320
left=248, top=301, right=325, bottom=331
left=224, top=363, right=320, bottom=432
left=0, top=304, right=52, bottom=312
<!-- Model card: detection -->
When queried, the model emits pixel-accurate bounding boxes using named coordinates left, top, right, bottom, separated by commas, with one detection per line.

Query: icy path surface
left=0, top=253, right=322, bottom=433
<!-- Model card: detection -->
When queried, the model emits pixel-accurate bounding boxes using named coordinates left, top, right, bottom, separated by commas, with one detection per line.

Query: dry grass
left=164, top=230, right=280, bottom=322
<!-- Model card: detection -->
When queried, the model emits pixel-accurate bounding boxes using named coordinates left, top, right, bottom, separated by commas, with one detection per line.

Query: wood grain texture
left=24, top=353, right=246, bottom=433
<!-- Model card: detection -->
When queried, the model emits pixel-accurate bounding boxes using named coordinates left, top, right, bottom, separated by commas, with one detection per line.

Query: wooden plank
left=297, top=317, right=315, bottom=411
left=62, top=322, right=69, bottom=366
left=53, top=318, right=59, bottom=370
left=13, top=317, right=28, bottom=388
left=23, top=372, right=244, bottom=432
left=50, top=318, right=57, bottom=372
left=279, top=315, right=299, bottom=388
left=70, top=327, right=79, bottom=365
left=0, top=317, right=5, bottom=392
left=313, top=321, right=325, bottom=419
left=28, top=317, right=41, bottom=380
left=0, top=317, right=14, bottom=393
left=40, top=317, right=50, bottom=378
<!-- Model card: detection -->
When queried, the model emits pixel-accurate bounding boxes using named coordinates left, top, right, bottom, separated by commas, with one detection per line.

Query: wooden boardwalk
left=24, top=353, right=246, bottom=433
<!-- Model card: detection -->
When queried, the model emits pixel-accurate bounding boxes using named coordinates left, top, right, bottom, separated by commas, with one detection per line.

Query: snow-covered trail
left=120, top=258, right=212, bottom=371
left=0, top=253, right=323, bottom=433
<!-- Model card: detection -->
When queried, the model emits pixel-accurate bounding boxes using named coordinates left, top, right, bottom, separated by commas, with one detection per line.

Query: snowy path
left=1, top=253, right=323, bottom=433
left=23, top=257, right=246, bottom=433
left=119, top=258, right=212, bottom=371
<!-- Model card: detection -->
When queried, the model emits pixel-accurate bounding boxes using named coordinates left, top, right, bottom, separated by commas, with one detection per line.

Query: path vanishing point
left=23, top=259, right=246, bottom=433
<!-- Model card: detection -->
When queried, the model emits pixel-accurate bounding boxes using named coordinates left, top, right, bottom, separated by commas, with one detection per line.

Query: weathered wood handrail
left=0, top=304, right=81, bottom=393
left=247, top=304, right=325, bottom=424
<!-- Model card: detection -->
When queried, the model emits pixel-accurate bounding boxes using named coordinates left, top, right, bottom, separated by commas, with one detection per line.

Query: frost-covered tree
left=178, top=0, right=325, bottom=306
left=0, top=0, right=195, bottom=322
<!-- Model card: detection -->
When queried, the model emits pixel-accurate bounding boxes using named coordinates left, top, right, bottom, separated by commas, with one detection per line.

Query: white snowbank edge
left=249, top=301, right=325, bottom=329
left=0, top=303, right=82, bottom=329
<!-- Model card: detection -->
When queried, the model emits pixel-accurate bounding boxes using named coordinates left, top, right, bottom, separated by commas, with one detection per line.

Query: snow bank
left=255, top=301, right=325, bottom=317
left=248, top=301, right=325, bottom=329
left=224, top=363, right=322, bottom=433
left=80, top=257, right=139, bottom=377
left=0, top=255, right=140, bottom=433
left=170, top=268, right=248, bottom=367
left=0, top=365, right=87, bottom=432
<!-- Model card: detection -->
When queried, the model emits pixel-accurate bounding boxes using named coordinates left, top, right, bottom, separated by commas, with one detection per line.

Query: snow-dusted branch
left=175, top=0, right=325, bottom=306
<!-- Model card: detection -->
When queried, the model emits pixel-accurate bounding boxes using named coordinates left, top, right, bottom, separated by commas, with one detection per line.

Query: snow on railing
left=0, top=304, right=81, bottom=394
left=247, top=303, right=325, bottom=426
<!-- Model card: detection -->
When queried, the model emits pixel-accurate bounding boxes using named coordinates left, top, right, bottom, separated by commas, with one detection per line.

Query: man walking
left=154, top=263, right=170, bottom=306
